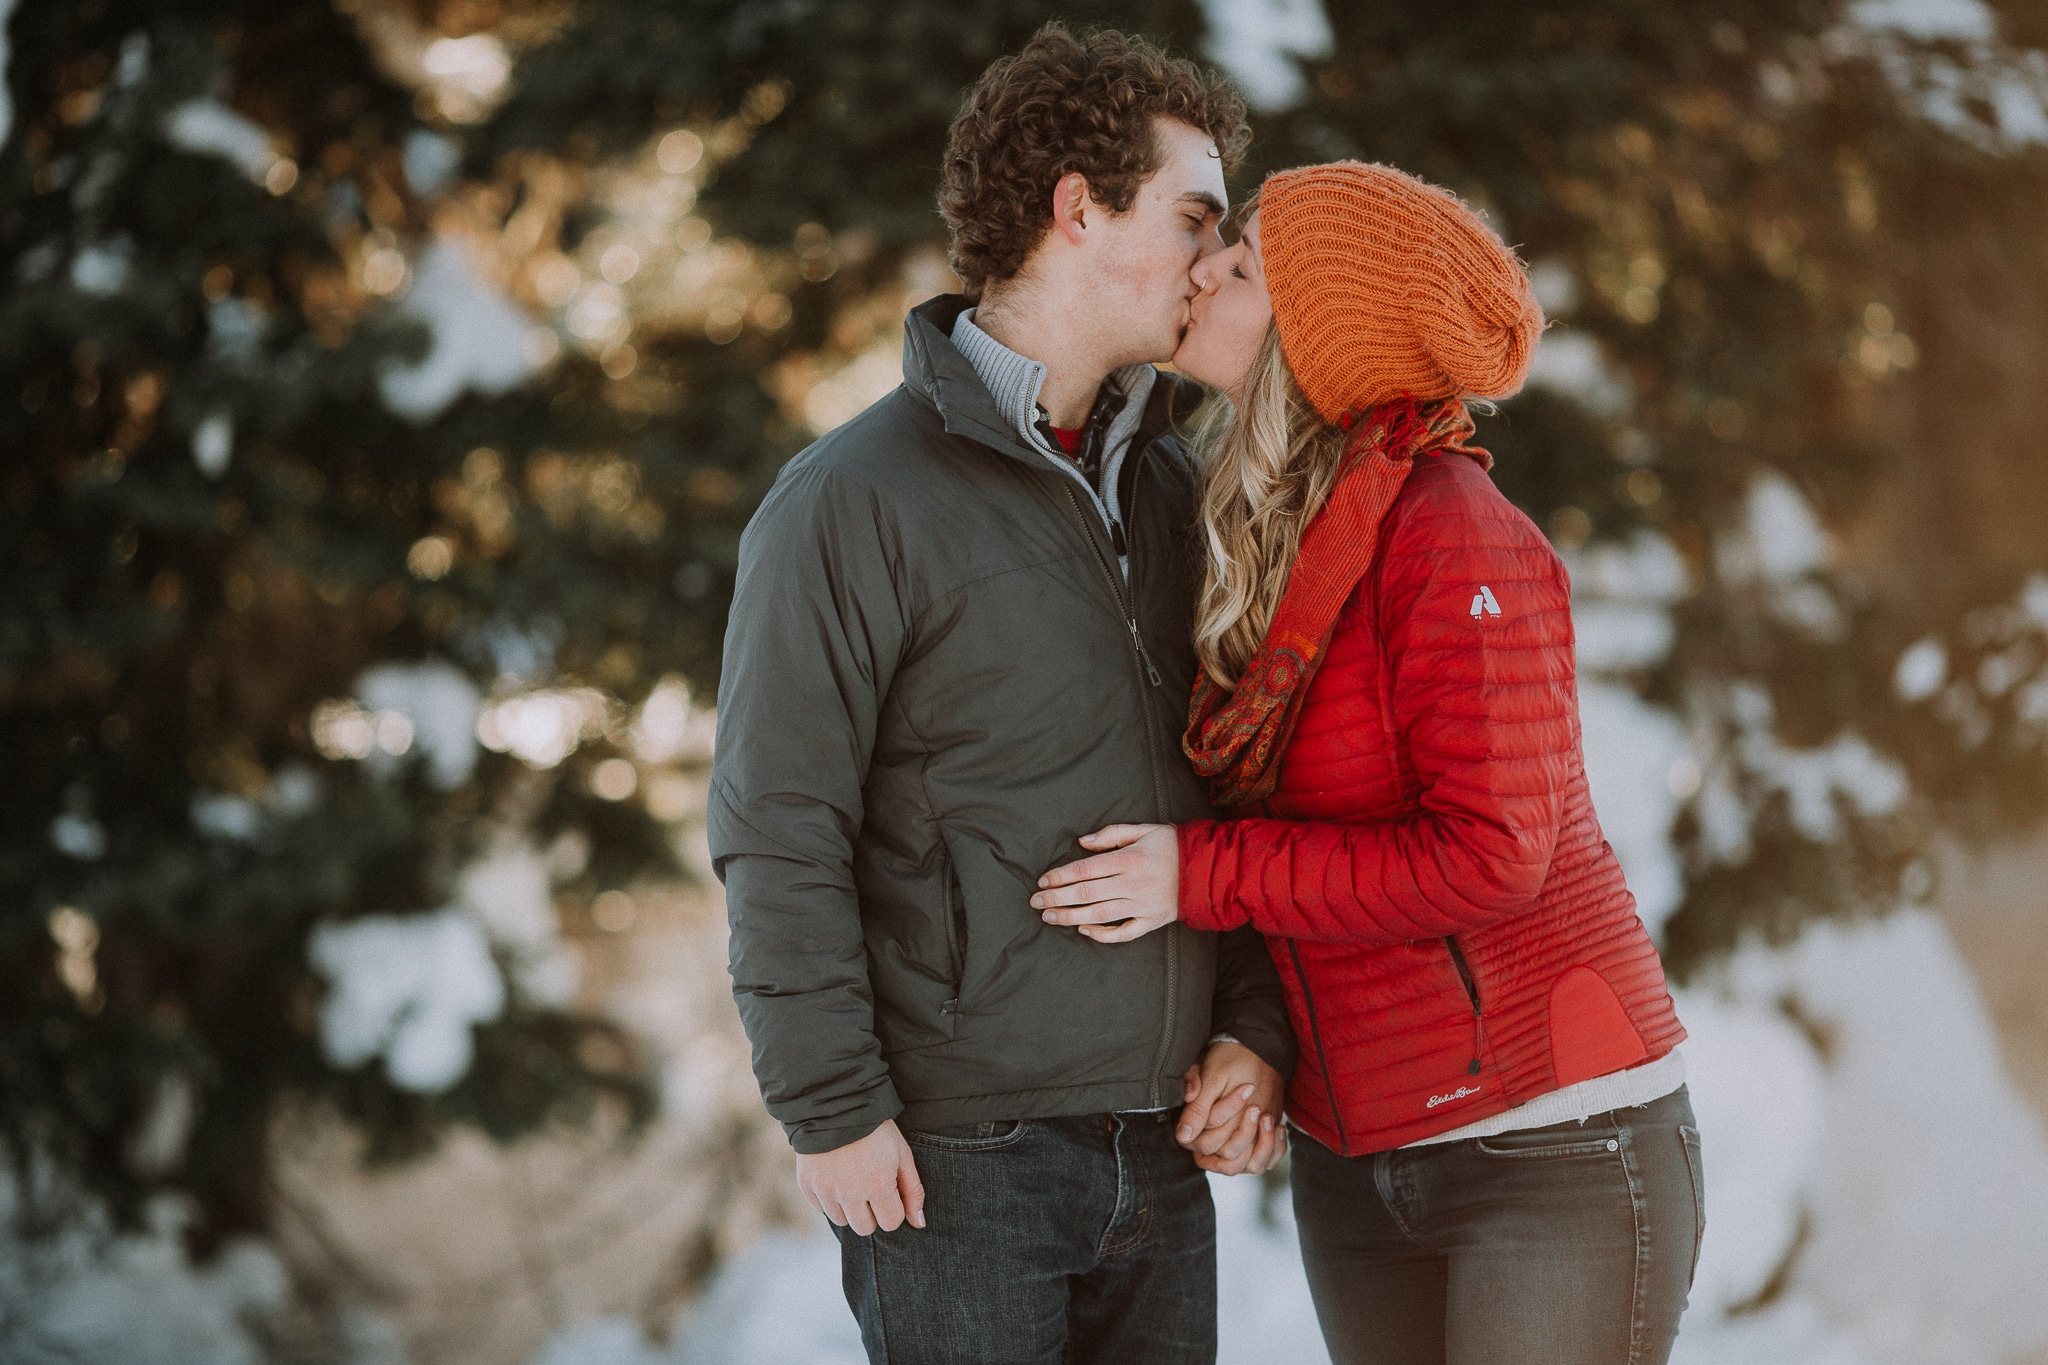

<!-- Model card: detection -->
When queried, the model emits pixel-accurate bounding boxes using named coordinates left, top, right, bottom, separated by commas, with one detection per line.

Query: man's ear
left=1050, top=171, right=1092, bottom=247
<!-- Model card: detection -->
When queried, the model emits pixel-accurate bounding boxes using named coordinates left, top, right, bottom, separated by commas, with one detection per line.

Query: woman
left=1032, top=162, right=1702, bottom=1364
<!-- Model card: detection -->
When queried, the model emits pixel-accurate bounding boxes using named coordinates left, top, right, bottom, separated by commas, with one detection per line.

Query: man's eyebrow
left=1178, top=190, right=1227, bottom=218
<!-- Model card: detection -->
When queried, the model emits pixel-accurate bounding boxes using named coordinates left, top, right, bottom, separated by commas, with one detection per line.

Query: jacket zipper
left=1057, top=469, right=1176, bottom=1105
left=1445, top=936, right=1488, bottom=1077
left=1287, top=939, right=1348, bottom=1154
left=941, top=850, right=966, bottom=1022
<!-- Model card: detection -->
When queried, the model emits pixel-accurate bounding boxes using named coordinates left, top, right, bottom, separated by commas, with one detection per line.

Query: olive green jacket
left=710, top=295, right=1295, bottom=1154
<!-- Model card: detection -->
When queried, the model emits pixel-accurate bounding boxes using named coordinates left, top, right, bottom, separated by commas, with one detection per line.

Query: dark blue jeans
left=1291, top=1087, right=1704, bottom=1365
left=832, top=1111, right=1217, bottom=1365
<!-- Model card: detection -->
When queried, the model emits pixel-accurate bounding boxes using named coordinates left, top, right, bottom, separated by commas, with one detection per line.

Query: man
left=710, top=25, right=1294, bottom=1364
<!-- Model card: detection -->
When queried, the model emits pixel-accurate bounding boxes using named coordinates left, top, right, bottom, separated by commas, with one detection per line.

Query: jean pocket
left=904, top=1119, right=1030, bottom=1151
left=1471, top=1123, right=1623, bottom=1159
left=1679, top=1124, right=1706, bottom=1282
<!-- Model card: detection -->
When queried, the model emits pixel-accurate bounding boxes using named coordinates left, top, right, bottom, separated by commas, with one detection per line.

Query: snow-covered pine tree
left=0, top=0, right=1218, bottom=1274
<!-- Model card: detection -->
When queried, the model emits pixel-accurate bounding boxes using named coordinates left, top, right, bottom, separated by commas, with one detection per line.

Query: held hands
left=1032, top=823, right=1181, bottom=943
left=1176, top=1040, right=1287, bottom=1176
left=796, top=1119, right=925, bottom=1236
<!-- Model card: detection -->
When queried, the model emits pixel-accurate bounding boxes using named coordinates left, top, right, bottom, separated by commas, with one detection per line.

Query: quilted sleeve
left=1177, top=472, right=1577, bottom=944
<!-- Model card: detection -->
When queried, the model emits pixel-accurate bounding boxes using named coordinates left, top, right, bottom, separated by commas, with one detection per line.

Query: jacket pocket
left=904, top=1119, right=1030, bottom=1152
left=1548, top=965, right=1649, bottom=1087
left=940, top=842, right=968, bottom=1027
left=1472, top=1124, right=1625, bottom=1159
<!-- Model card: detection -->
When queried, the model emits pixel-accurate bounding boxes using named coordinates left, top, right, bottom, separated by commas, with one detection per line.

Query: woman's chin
left=1170, top=344, right=1217, bottom=389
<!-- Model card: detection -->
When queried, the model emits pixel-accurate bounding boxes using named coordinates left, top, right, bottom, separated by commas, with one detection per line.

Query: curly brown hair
left=938, top=23, right=1250, bottom=298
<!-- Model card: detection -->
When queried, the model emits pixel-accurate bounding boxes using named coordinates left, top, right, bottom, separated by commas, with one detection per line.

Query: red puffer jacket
left=1178, top=450, right=1684, bottom=1155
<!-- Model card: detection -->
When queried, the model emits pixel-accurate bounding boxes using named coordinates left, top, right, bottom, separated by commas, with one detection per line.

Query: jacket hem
left=1292, top=1034, right=1685, bottom=1156
left=895, top=1079, right=1179, bottom=1132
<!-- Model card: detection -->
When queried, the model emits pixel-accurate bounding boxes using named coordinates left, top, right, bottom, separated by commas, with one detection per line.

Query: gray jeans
left=1290, top=1086, right=1704, bottom=1365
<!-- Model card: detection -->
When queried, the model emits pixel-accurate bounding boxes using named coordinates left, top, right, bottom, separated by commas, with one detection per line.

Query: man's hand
left=1177, top=1040, right=1286, bottom=1176
left=797, top=1120, right=926, bottom=1236
left=1033, top=823, right=1180, bottom=943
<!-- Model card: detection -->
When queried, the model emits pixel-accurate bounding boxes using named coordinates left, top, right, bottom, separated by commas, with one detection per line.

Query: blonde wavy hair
left=1191, top=323, right=1352, bottom=690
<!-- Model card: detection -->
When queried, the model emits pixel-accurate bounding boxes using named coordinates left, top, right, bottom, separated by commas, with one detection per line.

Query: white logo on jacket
left=1426, top=1084, right=1483, bottom=1109
left=1469, top=585, right=1502, bottom=619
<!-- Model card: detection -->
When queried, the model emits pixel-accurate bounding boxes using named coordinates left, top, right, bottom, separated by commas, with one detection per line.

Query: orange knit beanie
left=1258, top=161, right=1544, bottom=424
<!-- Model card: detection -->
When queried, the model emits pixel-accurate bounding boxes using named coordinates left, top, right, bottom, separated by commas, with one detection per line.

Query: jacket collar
left=901, top=294, right=1204, bottom=466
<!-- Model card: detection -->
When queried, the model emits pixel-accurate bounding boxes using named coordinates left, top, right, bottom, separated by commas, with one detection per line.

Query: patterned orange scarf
left=1183, top=396, right=1491, bottom=809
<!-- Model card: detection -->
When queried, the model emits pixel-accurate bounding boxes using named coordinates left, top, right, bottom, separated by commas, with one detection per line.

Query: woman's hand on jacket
left=1033, top=823, right=1180, bottom=942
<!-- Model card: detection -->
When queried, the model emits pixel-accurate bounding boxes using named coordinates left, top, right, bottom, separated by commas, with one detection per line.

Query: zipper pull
left=1469, top=1011, right=1486, bottom=1076
left=1110, top=519, right=1128, bottom=557
left=1129, top=619, right=1163, bottom=687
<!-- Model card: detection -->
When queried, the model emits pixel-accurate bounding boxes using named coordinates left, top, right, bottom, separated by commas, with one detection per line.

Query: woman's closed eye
left=1231, top=264, right=1247, bottom=281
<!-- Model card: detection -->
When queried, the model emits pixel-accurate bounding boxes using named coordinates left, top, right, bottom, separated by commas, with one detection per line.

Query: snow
left=1723, top=471, right=1832, bottom=584
left=1721, top=682, right=1910, bottom=848
left=1850, top=1, right=2048, bottom=153
left=356, top=659, right=482, bottom=789
left=1851, top=0, right=1997, bottom=42
left=378, top=234, right=539, bottom=422
left=459, top=841, right=581, bottom=1008
left=1580, top=680, right=1690, bottom=936
left=192, top=410, right=233, bottom=478
left=48, top=811, right=107, bottom=859
left=1665, top=986, right=1827, bottom=1316
left=163, top=99, right=278, bottom=181
left=1525, top=328, right=1633, bottom=418
left=1, top=1190, right=289, bottom=1365
left=1526, top=258, right=1582, bottom=317
left=71, top=239, right=134, bottom=295
left=1567, top=532, right=1694, bottom=935
left=0, top=0, right=18, bottom=151
left=206, top=297, right=268, bottom=368
left=477, top=686, right=610, bottom=769
left=308, top=908, right=506, bottom=1093
left=190, top=791, right=263, bottom=842
left=532, top=1317, right=683, bottom=1365
left=1198, top=0, right=1334, bottom=111
left=403, top=130, right=461, bottom=195
left=1723, top=912, right=2048, bottom=1365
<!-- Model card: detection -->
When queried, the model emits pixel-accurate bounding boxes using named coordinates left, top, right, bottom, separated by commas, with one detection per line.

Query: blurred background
left=7, top=0, right=2048, bottom=1361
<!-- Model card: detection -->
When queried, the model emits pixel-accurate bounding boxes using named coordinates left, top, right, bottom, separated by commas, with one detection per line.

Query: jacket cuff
left=1211, top=1010, right=1298, bottom=1080
left=1177, top=820, right=1248, bottom=932
left=785, top=1101, right=904, bottom=1155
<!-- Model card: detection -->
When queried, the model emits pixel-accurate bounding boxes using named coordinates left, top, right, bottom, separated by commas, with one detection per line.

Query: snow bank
left=1, top=1190, right=286, bottom=1365
left=1667, top=986, right=1828, bottom=1317
left=1727, top=912, right=2048, bottom=1365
